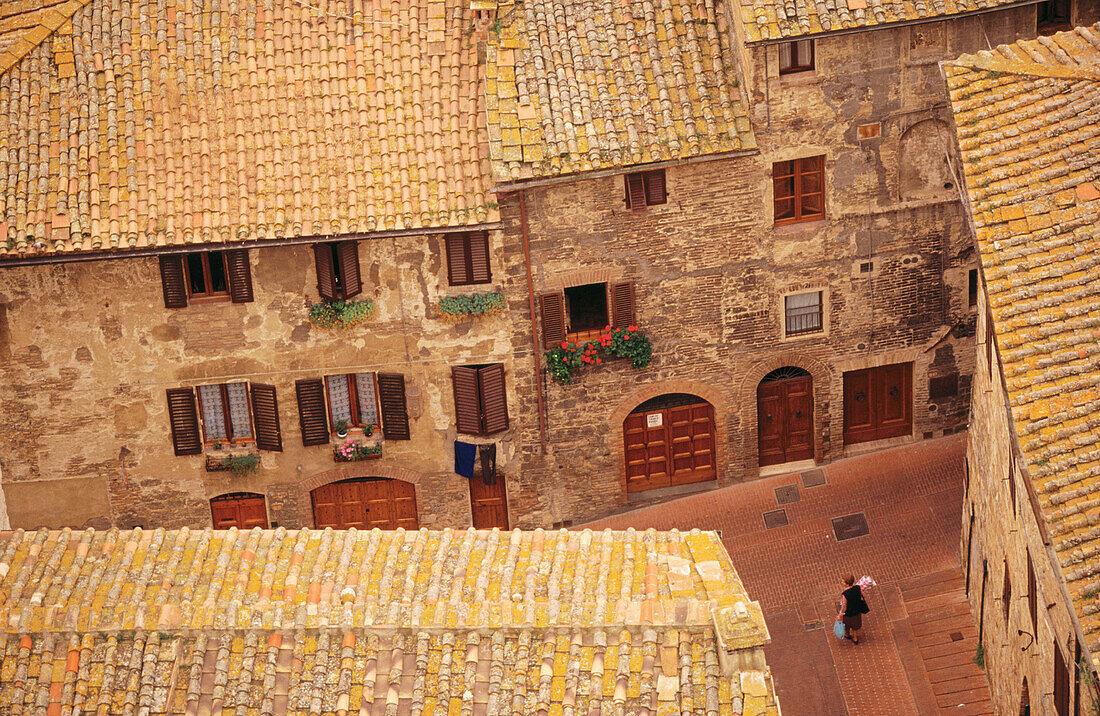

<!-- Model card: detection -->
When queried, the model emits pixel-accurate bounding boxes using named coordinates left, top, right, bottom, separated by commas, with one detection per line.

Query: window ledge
left=774, top=218, right=826, bottom=236
left=204, top=443, right=259, bottom=473
left=776, top=70, right=819, bottom=87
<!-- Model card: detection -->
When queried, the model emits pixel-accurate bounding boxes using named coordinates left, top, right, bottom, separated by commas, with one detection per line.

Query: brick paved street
left=587, top=433, right=991, bottom=716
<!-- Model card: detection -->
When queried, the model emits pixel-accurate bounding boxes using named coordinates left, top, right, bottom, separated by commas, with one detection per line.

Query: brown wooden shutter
left=610, top=282, right=636, bottom=328
left=644, top=170, right=666, bottom=205
left=225, top=249, right=254, bottom=303
left=626, top=173, right=646, bottom=209
left=166, top=388, right=202, bottom=455
left=378, top=373, right=411, bottom=440
left=295, top=378, right=330, bottom=446
left=452, top=366, right=483, bottom=435
left=478, top=363, right=509, bottom=434
left=159, top=255, right=189, bottom=308
left=445, top=235, right=470, bottom=286
left=540, top=292, right=566, bottom=349
left=337, top=240, right=362, bottom=298
left=314, top=244, right=336, bottom=300
left=468, top=232, right=491, bottom=284
left=250, top=383, right=282, bottom=452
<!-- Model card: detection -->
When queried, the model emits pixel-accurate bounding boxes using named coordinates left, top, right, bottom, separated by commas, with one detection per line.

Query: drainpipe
left=519, top=190, right=548, bottom=453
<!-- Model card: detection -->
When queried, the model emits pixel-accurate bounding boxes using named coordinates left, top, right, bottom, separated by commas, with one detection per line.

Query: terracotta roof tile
left=945, top=23, right=1100, bottom=656
left=0, top=526, right=779, bottom=714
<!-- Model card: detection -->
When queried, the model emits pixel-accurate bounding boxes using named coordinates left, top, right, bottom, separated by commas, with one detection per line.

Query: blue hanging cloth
left=454, top=441, right=477, bottom=479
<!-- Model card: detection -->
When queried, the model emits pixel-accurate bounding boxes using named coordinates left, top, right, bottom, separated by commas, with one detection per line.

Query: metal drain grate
left=801, top=468, right=826, bottom=488
left=775, top=484, right=800, bottom=505
left=831, top=512, right=869, bottom=541
left=763, top=509, right=789, bottom=529
left=802, top=621, right=823, bottom=632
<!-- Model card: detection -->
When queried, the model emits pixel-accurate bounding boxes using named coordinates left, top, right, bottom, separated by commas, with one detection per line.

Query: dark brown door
left=311, top=479, right=419, bottom=529
left=757, top=375, right=814, bottom=466
left=624, top=401, right=716, bottom=493
left=843, top=362, right=913, bottom=444
left=470, top=476, right=509, bottom=529
left=210, top=493, right=269, bottom=529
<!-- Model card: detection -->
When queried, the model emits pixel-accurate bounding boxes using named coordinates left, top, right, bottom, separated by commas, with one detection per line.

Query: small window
left=198, top=382, right=253, bottom=443
left=1002, top=562, right=1012, bottom=624
left=986, top=310, right=995, bottom=375
left=159, top=250, right=253, bottom=307
left=1027, top=551, right=1037, bottom=633
left=540, top=282, right=636, bottom=348
left=785, top=291, right=823, bottom=336
left=968, top=268, right=978, bottom=307
left=565, top=283, right=609, bottom=338
left=324, top=373, right=380, bottom=431
left=445, top=232, right=492, bottom=286
left=185, top=251, right=230, bottom=298
left=452, top=364, right=509, bottom=436
left=314, top=241, right=362, bottom=300
left=779, top=39, right=814, bottom=74
left=774, top=156, right=825, bottom=224
left=1037, top=0, right=1071, bottom=30
left=625, top=169, right=667, bottom=209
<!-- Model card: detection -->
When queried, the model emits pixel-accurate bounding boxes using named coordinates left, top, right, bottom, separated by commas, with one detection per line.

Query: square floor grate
left=831, top=512, right=869, bottom=541
left=801, top=468, right=826, bottom=488
left=802, top=621, right=823, bottom=632
left=763, top=508, right=789, bottom=529
left=775, top=484, right=801, bottom=505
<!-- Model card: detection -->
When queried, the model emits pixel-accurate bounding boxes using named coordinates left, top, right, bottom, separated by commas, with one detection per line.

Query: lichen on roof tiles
left=486, top=0, right=755, bottom=182
left=0, top=0, right=497, bottom=259
left=945, top=23, right=1100, bottom=656
left=0, top=526, right=780, bottom=715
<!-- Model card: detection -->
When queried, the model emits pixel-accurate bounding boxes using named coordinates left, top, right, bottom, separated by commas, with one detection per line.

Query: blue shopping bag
left=833, top=620, right=846, bottom=640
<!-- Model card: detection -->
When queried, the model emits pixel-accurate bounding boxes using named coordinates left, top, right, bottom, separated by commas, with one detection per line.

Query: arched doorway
left=210, top=492, right=269, bottom=529
left=623, top=393, right=716, bottom=493
left=311, top=477, right=418, bottom=529
left=757, top=367, right=814, bottom=466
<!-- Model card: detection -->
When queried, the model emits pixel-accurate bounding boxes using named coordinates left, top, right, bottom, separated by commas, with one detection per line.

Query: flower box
left=544, top=325, right=652, bottom=384
left=333, top=440, right=383, bottom=462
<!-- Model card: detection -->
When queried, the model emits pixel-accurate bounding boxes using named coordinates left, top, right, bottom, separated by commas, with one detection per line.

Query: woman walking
left=837, top=574, right=870, bottom=643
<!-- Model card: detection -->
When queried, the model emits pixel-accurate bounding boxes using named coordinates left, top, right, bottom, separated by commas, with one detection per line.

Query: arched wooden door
left=311, top=478, right=419, bottom=530
left=624, top=394, right=716, bottom=493
left=757, top=367, right=814, bottom=466
left=210, top=492, right=269, bottom=529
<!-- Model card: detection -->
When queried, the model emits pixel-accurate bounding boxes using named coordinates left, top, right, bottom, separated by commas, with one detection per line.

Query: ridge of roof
left=944, top=24, right=1100, bottom=80
left=0, top=0, right=90, bottom=75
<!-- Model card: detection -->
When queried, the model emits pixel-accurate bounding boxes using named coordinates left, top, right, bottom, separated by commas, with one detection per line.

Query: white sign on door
left=646, top=413, right=663, bottom=428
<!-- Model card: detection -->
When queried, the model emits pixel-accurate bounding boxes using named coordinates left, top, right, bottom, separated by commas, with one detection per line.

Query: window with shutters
left=160, top=250, right=253, bottom=307
left=314, top=241, right=363, bottom=300
left=296, top=373, right=409, bottom=444
left=445, top=232, right=492, bottom=286
left=324, top=373, right=380, bottom=431
left=624, top=169, right=667, bottom=209
left=452, top=364, right=509, bottom=436
left=779, top=39, right=813, bottom=74
left=564, top=283, right=609, bottom=340
left=773, top=156, right=825, bottom=224
left=198, top=382, right=253, bottom=443
left=784, top=291, right=823, bottom=336
left=166, top=382, right=282, bottom=454
left=541, top=282, right=636, bottom=349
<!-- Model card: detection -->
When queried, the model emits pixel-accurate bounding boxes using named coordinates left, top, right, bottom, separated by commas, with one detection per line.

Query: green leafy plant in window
left=225, top=454, right=259, bottom=478
left=544, top=326, right=652, bottom=384
left=439, top=291, right=506, bottom=323
left=308, top=298, right=375, bottom=329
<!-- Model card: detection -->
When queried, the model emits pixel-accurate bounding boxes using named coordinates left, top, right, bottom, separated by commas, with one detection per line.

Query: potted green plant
left=334, top=419, right=349, bottom=439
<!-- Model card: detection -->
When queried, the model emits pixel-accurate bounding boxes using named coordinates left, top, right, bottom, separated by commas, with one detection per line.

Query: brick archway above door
left=299, top=462, right=422, bottom=493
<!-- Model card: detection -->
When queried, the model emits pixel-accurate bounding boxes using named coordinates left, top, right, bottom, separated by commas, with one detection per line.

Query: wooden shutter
left=337, top=241, right=362, bottom=298
left=166, top=388, right=202, bottom=455
left=378, top=373, right=411, bottom=440
left=225, top=249, right=254, bottom=303
left=452, top=366, right=483, bottom=435
left=478, top=364, right=509, bottom=434
left=445, top=235, right=470, bottom=286
left=468, top=232, right=491, bottom=284
left=540, top=292, right=566, bottom=349
left=625, top=173, right=646, bottom=209
left=644, top=170, right=666, bottom=205
left=610, top=282, right=636, bottom=328
left=314, top=244, right=336, bottom=300
left=295, top=379, right=330, bottom=446
left=250, top=383, right=283, bottom=452
left=159, top=255, right=189, bottom=308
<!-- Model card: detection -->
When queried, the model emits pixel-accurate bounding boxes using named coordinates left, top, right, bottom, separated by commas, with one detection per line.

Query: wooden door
left=210, top=493, right=269, bottom=529
left=624, top=401, right=716, bottom=493
left=757, top=376, right=814, bottom=466
left=311, top=479, right=419, bottom=529
left=843, top=362, right=913, bottom=444
left=470, top=476, right=509, bottom=529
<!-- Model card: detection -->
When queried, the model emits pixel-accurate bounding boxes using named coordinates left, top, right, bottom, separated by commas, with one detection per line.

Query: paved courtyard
left=587, top=433, right=991, bottom=716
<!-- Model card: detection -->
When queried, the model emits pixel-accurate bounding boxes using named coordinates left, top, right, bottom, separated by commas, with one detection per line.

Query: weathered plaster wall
left=0, top=231, right=529, bottom=529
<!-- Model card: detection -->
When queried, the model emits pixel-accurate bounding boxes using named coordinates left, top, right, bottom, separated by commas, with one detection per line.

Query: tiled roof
left=737, top=0, right=1037, bottom=42
left=0, top=0, right=91, bottom=73
left=485, top=0, right=756, bottom=182
left=0, top=526, right=780, bottom=715
left=944, top=24, right=1100, bottom=654
left=0, top=0, right=495, bottom=260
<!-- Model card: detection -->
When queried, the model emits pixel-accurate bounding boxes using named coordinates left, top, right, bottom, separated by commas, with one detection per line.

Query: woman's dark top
left=842, top=585, right=868, bottom=616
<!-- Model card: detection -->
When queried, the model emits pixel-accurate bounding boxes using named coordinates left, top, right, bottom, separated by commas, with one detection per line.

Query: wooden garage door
left=311, top=478, right=419, bottom=530
left=624, top=401, right=716, bottom=493
left=210, top=493, right=269, bottom=529
left=843, top=362, right=913, bottom=444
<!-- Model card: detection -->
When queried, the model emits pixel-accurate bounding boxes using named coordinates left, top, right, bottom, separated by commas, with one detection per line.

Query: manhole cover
left=775, top=484, right=801, bottom=505
left=801, top=468, right=826, bottom=488
left=950, top=631, right=964, bottom=642
left=803, top=621, right=823, bottom=632
left=763, top=509, right=789, bottom=529
left=831, top=513, right=869, bottom=541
